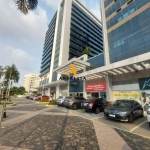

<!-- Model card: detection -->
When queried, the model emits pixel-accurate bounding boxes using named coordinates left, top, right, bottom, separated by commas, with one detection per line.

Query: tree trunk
left=6, top=72, right=12, bottom=101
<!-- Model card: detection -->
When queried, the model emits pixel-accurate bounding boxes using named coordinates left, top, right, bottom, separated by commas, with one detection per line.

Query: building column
left=83, top=80, right=86, bottom=98
left=67, top=82, right=70, bottom=96
left=47, top=88, right=50, bottom=96
left=106, top=74, right=114, bottom=102
left=56, top=85, right=60, bottom=99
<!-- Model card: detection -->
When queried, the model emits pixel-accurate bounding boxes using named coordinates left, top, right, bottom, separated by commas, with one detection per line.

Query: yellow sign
left=66, top=64, right=77, bottom=76
left=113, top=91, right=141, bottom=101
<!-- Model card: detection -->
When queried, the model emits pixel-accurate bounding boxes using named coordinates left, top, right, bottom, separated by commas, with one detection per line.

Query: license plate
left=109, top=114, right=115, bottom=117
left=84, top=103, right=88, bottom=106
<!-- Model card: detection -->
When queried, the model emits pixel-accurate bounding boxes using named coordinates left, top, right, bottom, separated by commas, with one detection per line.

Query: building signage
left=86, top=83, right=106, bottom=92
left=113, top=91, right=141, bottom=103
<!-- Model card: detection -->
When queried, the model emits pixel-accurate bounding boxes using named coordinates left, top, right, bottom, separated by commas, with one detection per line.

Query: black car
left=63, top=96, right=86, bottom=110
left=81, top=98, right=109, bottom=114
left=104, top=100, right=144, bottom=123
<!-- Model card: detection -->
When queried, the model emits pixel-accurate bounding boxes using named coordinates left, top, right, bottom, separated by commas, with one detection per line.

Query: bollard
left=3, top=103, right=7, bottom=118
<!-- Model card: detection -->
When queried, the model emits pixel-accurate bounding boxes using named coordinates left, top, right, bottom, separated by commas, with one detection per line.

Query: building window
left=130, top=7, right=136, bottom=14
left=118, top=16, right=123, bottom=22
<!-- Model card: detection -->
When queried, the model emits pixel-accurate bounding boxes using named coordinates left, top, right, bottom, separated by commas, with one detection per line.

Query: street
left=0, top=98, right=150, bottom=150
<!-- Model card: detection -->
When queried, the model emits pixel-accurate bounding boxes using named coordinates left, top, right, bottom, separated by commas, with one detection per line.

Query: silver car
left=56, top=96, right=66, bottom=106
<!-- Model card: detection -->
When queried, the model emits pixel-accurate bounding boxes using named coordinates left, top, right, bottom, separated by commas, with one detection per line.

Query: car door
left=100, top=99, right=108, bottom=110
left=132, top=101, right=140, bottom=118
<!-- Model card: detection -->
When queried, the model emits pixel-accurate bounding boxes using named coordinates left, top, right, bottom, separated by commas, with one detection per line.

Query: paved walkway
left=0, top=98, right=132, bottom=150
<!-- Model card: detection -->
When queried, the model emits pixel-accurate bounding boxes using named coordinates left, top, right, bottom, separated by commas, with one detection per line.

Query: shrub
left=48, top=100, right=57, bottom=105
left=39, top=99, right=49, bottom=102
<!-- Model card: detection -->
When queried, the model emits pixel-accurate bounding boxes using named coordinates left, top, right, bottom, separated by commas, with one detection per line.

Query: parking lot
left=54, top=106, right=150, bottom=139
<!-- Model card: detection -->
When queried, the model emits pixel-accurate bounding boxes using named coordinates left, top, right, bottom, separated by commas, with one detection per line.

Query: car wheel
left=140, top=110, right=144, bottom=117
left=128, top=113, right=134, bottom=123
left=72, top=104, right=77, bottom=110
left=95, top=107, right=100, bottom=114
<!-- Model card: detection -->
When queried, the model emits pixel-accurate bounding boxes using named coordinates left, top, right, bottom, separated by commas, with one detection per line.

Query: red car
left=37, top=95, right=50, bottom=101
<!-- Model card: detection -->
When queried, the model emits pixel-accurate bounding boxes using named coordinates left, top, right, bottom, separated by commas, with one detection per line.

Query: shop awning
left=53, top=58, right=91, bottom=74
left=75, top=52, right=150, bottom=80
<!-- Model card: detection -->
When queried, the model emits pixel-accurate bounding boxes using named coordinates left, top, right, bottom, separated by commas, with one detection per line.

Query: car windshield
left=86, top=98, right=96, bottom=102
left=58, top=96, right=63, bottom=99
left=113, top=100, right=131, bottom=107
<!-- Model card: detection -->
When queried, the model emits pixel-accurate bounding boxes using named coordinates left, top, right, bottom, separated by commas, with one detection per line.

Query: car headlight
left=104, top=108, right=107, bottom=112
left=147, top=111, right=150, bottom=115
left=119, top=112, right=127, bottom=116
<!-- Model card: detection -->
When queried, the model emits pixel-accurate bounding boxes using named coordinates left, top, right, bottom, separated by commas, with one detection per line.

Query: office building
left=23, top=73, right=40, bottom=93
left=37, top=0, right=104, bottom=98
left=56, top=0, right=150, bottom=104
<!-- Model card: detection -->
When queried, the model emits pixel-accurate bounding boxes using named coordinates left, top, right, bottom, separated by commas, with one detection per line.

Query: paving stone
left=0, top=115, right=99, bottom=150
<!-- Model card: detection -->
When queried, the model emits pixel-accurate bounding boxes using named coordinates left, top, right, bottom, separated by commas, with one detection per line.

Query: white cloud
left=42, top=0, right=62, bottom=9
left=0, top=42, right=38, bottom=86
left=0, top=0, right=48, bottom=46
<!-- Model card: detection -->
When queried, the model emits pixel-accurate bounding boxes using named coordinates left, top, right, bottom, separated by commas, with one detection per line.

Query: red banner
left=86, top=83, right=106, bottom=92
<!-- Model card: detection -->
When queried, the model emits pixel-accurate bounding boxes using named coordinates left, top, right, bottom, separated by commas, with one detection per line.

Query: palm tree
left=5, top=64, right=20, bottom=99
left=14, top=0, right=38, bottom=14
left=82, top=46, right=92, bottom=57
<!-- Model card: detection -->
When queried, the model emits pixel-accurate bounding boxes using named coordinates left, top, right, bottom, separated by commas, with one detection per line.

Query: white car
left=56, top=96, right=66, bottom=106
left=147, top=102, right=150, bottom=127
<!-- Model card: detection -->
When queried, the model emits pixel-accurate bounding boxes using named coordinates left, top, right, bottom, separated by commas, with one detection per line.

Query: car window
left=65, top=96, right=72, bottom=99
left=113, top=100, right=131, bottom=107
left=133, top=101, right=140, bottom=107
left=58, top=96, right=63, bottom=99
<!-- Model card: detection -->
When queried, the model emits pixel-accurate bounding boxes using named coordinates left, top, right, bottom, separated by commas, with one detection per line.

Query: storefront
left=85, top=83, right=106, bottom=99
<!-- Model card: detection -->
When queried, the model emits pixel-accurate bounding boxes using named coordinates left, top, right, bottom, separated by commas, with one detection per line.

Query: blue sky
left=0, top=0, right=101, bottom=86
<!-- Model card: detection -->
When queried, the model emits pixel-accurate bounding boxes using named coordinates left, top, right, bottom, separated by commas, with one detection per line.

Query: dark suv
left=81, top=98, right=109, bottom=114
left=63, top=96, right=86, bottom=110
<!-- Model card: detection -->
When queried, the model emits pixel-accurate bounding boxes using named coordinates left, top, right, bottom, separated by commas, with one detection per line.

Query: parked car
left=146, top=102, right=150, bottom=127
left=63, top=96, right=86, bottom=110
left=56, top=96, right=66, bottom=106
left=36, top=95, right=49, bottom=101
left=34, top=94, right=42, bottom=101
left=104, top=100, right=144, bottom=123
left=81, top=98, right=109, bottom=114
left=29, top=95, right=36, bottom=100
left=26, top=95, right=30, bottom=99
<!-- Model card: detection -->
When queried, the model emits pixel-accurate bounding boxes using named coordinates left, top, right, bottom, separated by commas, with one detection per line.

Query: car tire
left=95, top=107, right=100, bottom=114
left=128, top=113, right=134, bottom=123
left=72, top=104, right=77, bottom=110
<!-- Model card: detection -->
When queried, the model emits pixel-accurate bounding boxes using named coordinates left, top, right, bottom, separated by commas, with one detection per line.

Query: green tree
left=82, top=46, right=92, bottom=57
left=14, top=0, right=38, bottom=14
left=5, top=64, right=20, bottom=98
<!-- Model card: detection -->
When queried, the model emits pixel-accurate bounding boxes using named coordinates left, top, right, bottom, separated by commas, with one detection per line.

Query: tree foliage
left=14, top=0, right=38, bottom=14
left=82, top=46, right=92, bottom=56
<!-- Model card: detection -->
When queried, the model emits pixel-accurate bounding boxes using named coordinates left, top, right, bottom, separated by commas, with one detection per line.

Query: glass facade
left=52, top=5, right=64, bottom=82
left=40, top=13, right=57, bottom=77
left=69, top=80, right=83, bottom=92
left=87, top=54, right=104, bottom=68
left=69, top=1, right=103, bottom=59
left=105, top=0, right=150, bottom=63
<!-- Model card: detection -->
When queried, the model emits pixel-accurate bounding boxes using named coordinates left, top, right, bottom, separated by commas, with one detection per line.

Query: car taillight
left=89, top=103, right=94, bottom=107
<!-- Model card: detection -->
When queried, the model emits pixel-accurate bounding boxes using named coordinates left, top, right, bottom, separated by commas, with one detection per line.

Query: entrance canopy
left=75, top=52, right=150, bottom=80
left=35, top=80, right=68, bottom=90
left=53, top=58, right=91, bottom=74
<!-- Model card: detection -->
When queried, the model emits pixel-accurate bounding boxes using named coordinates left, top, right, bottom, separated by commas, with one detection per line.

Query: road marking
left=129, top=120, right=147, bottom=132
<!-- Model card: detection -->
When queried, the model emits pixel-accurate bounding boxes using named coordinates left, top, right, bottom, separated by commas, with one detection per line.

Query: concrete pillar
left=83, top=80, right=87, bottom=98
left=56, top=85, right=60, bottom=99
left=67, top=82, right=70, bottom=96
left=106, top=74, right=114, bottom=102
